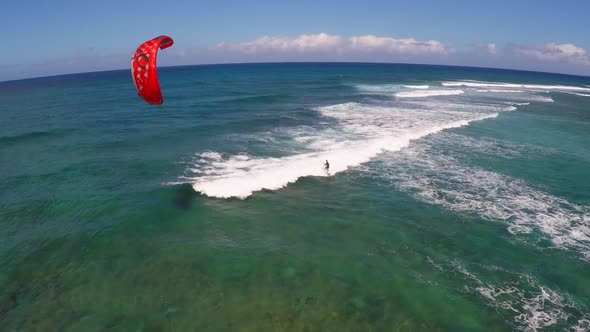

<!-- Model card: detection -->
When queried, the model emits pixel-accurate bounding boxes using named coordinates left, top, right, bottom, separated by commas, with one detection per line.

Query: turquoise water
left=1, top=63, right=589, bottom=331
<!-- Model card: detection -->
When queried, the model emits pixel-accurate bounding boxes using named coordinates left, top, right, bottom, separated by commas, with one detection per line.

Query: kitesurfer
left=324, top=160, right=330, bottom=171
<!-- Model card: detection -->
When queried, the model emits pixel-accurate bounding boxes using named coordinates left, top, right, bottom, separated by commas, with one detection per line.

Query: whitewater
left=184, top=82, right=551, bottom=199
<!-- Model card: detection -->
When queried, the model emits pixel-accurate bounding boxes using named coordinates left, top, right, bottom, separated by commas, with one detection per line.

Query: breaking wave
left=185, top=99, right=509, bottom=198
left=395, top=89, right=464, bottom=98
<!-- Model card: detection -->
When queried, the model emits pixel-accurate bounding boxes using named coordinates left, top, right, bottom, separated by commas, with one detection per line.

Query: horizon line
left=1, top=61, right=589, bottom=84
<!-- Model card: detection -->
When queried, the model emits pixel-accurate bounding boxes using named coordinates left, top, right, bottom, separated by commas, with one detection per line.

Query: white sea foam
left=200, top=151, right=223, bottom=161
left=459, top=86, right=554, bottom=103
left=403, top=85, right=429, bottom=89
left=354, top=84, right=429, bottom=94
left=473, top=90, right=554, bottom=103
left=442, top=80, right=590, bottom=92
left=187, top=101, right=506, bottom=198
left=504, top=102, right=530, bottom=106
left=353, top=84, right=403, bottom=94
left=448, top=261, right=588, bottom=331
left=395, top=89, right=464, bottom=98
left=574, top=319, right=590, bottom=332
left=190, top=118, right=497, bottom=198
left=184, top=78, right=563, bottom=202
left=476, top=89, right=525, bottom=93
left=378, top=134, right=590, bottom=260
left=402, top=100, right=517, bottom=114
left=526, top=96, right=553, bottom=103
left=566, top=92, right=590, bottom=97
left=316, top=102, right=501, bottom=136
left=435, top=133, right=549, bottom=159
left=529, top=96, right=553, bottom=103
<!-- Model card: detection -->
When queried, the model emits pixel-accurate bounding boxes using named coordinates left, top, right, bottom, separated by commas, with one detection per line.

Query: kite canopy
left=131, top=35, right=174, bottom=105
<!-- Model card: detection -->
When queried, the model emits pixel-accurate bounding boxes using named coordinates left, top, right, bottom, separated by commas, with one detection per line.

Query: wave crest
left=396, top=89, right=464, bottom=98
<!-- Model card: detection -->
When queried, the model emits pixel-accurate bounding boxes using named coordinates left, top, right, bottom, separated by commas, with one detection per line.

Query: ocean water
left=1, top=63, right=589, bottom=331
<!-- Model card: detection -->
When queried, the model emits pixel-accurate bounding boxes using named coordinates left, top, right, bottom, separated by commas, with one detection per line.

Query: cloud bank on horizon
left=2, top=33, right=589, bottom=81
left=216, top=33, right=453, bottom=56
left=509, top=43, right=589, bottom=66
left=212, top=33, right=589, bottom=73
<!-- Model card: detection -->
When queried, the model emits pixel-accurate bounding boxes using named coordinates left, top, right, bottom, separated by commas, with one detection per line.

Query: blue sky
left=1, top=0, right=589, bottom=81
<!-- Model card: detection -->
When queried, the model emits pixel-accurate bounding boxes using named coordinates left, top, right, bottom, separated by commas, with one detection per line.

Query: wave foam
left=447, top=261, right=589, bottom=331
left=443, top=80, right=590, bottom=92
left=395, top=89, right=464, bottom=98
left=403, top=85, right=429, bottom=89
left=566, top=92, right=590, bottom=97
left=200, top=151, right=223, bottom=162
left=353, top=84, right=429, bottom=94
left=187, top=101, right=506, bottom=198
left=504, top=102, right=530, bottom=106
left=476, top=89, right=524, bottom=93
left=353, top=84, right=403, bottom=94
left=471, top=89, right=554, bottom=103
left=378, top=134, right=590, bottom=260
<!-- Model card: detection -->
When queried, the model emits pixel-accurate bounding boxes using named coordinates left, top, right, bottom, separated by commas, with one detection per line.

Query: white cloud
left=217, top=33, right=343, bottom=53
left=348, top=35, right=452, bottom=54
left=4, top=34, right=590, bottom=82
left=486, top=43, right=497, bottom=55
left=471, top=43, right=497, bottom=55
left=217, top=33, right=452, bottom=56
left=511, top=43, right=589, bottom=66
